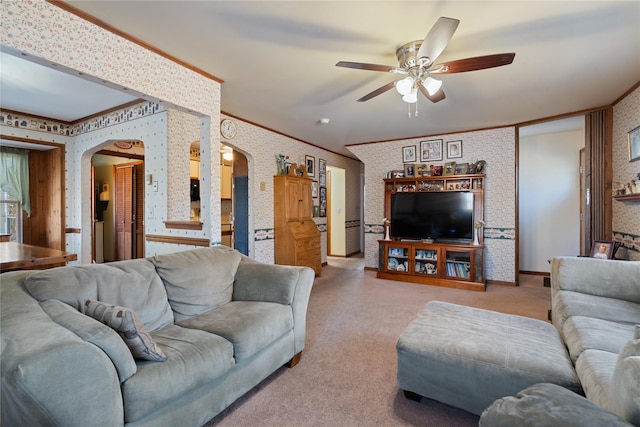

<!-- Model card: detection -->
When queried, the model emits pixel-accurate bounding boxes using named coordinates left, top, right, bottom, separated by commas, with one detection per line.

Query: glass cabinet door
left=386, top=245, right=410, bottom=273
left=414, top=247, right=438, bottom=276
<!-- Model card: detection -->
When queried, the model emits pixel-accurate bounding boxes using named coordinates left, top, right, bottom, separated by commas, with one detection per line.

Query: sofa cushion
left=178, top=301, right=293, bottom=361
left=84, top=300, right=167, bottom=362
left=121, top=324, right=235, bottom=423
left=562, top=316, right=636, bottom=362
left=40, top=299, right=137, bottom=382
left=608, top=338, right=640, bottom=425
left=575, top=349, right=618, bottom=409
left=24, top=259, right=174, bottom=332
left=150, top=247, right=242, bottom=322
left=479, top=383, right=633, bottom=427
left=233, top=260, right=299, bottom=305
left=553, top=290, right=640, bottom=334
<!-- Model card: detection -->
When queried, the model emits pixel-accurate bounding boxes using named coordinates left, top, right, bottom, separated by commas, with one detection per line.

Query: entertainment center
left=378, top=174, right=485, bottom=291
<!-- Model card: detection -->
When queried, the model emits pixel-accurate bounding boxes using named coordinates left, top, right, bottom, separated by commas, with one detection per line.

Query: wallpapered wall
left=2, top=0, right=223, bottom=262
left=613, top=85, right=640, bottom=261
left=348, top=127, right=517, bottom=284
left=219, top=114, right=363, bottom=264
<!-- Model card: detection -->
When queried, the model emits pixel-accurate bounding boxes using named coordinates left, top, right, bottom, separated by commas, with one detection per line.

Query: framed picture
left=402, top=145, right=416, bottom=163
left=319, top=158, right=326, bottom=173
left=312, top=181, right=318, bottom=198
left=454, top=163, right=469, bottom=175
left=415, top=164, right=429, bottom=176
left=404, top=164, right=416, bottom=177
left=305, top=155, right=315, bottom=177
left=629, top=125, right=640, bottom=162
left=443, top=161, right=456, bottom=176
left=313, top=205, right=320, bottom=217
left=420, top=139, right=443, bottom=162
left=432, top=165, right=443, bottom=176
left=447, top=140, right=463, bottom=159
left=319, top=172, right=326, bottom=187
left=590, top=240, right=614, bottom=259
left=391, top=170, right=404, bottom=178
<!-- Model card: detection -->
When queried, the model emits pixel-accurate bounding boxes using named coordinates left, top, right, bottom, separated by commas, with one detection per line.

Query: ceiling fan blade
left=418, top=81, right=446, bottom=103
left=416, top=17, right=460, bottom=66
left=357, top=81, right=396, bottom=102
left=336, top=61, right=399, bottom=73
left=431, top=53, right=516, bottom=74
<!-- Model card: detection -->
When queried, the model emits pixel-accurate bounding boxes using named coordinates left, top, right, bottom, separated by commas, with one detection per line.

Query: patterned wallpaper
left=613, top=85, right=640, bottom=260
left=348, top=127, right=517, bottom=283
left=2, top=0, right=221, bottom=261
left=219, top=114, right=363, bottom=264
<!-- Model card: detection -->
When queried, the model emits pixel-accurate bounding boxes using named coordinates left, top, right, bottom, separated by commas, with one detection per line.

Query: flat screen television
left=390, top=192, right=474, bottom=242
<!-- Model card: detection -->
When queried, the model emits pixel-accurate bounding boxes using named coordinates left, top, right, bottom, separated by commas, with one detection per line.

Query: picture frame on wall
left=305, top=155, right=316, bottom=177
left=319, top=172, right=326, bottom=187
left=319, top=158, right=327, bottom=173
left=629, top=125, right=640, bottom=162
left=447, top=140, right=463, bottom=159
left=312, top=181, right=318, bottom=198
left=420, top=139, right=443, bottom=162
left=402, top=145, right=416, bottom=163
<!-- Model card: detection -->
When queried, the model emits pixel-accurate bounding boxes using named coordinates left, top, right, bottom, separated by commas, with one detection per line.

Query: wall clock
left=220, top=118, right=237, bottom=139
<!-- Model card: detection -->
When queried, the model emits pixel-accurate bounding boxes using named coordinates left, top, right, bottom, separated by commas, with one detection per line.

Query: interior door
left=115, top=165, right=134, bottom=260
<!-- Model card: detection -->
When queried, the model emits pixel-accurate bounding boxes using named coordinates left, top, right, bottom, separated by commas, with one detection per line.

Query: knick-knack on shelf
left=383, top=218, right=391, bottom=241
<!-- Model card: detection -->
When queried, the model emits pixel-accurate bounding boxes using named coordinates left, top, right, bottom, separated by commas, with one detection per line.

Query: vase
left=473, top=228, right=480, bottom=246
left=383, top=225, right=391, bottom=241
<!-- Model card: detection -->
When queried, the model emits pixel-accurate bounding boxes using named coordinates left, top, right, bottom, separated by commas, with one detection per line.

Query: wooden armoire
left=274, top=171, right=321, bottom=275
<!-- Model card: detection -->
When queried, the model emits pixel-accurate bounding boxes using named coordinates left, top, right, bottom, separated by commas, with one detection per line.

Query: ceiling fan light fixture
left=395, top=76, right=414, bottom=96
left=423, top=76, right=442, bottom=96
left=402, top=88, right=418, bottom=103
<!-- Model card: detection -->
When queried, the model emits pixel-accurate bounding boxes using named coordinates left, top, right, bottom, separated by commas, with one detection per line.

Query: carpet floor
left=206, top=258, right=551, bottom=426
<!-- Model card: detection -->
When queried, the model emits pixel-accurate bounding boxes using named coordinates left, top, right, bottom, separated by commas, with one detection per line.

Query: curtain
left=0, top=147, right=30, bottom=216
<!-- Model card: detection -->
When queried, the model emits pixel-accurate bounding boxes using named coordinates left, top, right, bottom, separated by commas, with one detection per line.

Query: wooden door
left=299, top=180, right=313, bottom=219
left=115, top=165, right=134, bottom=260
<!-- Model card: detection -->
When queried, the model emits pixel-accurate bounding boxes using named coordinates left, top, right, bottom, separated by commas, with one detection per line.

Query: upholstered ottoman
left=396, top=301, right=582, bottom=415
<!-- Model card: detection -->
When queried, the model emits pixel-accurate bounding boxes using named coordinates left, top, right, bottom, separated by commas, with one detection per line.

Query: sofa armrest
left=1, top=272, right=125, bottom=427
left=479, top=383, right=633, bottom=427
left=551, top=257, right=640, bottom=303
left=233, top=257, right=314, bottom=353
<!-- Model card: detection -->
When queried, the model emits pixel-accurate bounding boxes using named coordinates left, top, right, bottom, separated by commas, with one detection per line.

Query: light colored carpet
left=206, top=263, right=550, bottom=426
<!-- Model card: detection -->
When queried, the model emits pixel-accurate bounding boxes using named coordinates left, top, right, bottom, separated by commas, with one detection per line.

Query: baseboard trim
left=519, top=270, right=548, bottom=276
left=486, top=279, right=517, bottom=287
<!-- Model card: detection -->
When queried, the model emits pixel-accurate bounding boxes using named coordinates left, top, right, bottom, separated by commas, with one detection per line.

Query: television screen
left=390, top=192, right=474, bottom=242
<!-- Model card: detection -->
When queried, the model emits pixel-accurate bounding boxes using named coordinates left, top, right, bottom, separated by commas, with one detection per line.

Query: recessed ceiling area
left=0, top=51, right=138, bottom=122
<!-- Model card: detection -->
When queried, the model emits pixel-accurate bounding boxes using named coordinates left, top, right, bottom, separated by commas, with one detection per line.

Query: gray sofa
left=1, top=246, right=314, bottom=427
left=480, top=256, right=640, bottom=426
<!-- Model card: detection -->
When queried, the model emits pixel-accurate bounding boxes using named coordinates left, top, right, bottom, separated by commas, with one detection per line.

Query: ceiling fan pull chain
left=415, top=101, right=419, bottom=117
left=407, top=103, right=411, bottom=118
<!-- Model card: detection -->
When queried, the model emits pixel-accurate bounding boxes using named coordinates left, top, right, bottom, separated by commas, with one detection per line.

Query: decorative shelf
left=613, top=193, right=640, bottom=202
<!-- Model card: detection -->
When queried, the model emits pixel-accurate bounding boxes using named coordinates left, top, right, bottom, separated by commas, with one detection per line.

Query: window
left=0, top=191, right=22, bottom=242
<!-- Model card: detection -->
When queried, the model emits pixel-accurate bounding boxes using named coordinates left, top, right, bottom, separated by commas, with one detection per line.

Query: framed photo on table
left=590, top=240, right=614, bottom=259
left=420, top=140, right=443, bottom=162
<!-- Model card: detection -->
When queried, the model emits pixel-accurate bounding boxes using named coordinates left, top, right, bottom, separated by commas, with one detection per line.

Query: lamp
left=395, top=76, right=414, bottom=96
left=423, top=76, right=442, bottom=96
left=402, top=88, right=418, bottom=103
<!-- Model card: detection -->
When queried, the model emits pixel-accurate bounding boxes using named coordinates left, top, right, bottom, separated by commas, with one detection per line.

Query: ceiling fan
left=336, top=17, right=515, bottom=104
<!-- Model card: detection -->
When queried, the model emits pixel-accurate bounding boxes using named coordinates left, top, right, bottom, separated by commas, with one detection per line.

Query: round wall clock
left=220, top=118, right=237, bottom=139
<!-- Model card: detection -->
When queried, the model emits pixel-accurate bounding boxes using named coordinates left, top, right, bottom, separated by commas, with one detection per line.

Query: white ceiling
left=1, top=1, right=638, bottom=157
